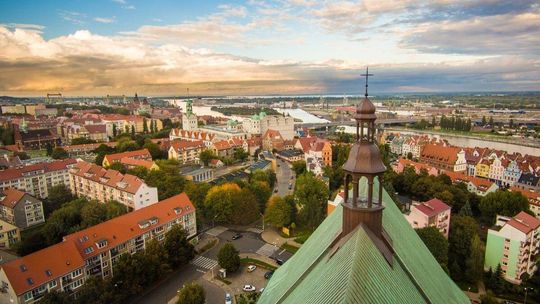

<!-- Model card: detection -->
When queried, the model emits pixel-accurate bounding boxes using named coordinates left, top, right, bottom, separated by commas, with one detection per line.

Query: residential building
left=475, top=159, right=491, bottom=179
left=119, top=158, right=159, bottom=171
left=484, top=212, right=540, bottom=284
left=246, top=160, right=272, bottom=173
left=392, top=158, right=439, bottom=176
left=0, top=219, right=20, bottom=249
left=0, top=193, right=196, bottom=304
left=444, top=171, right=499, bottom=196
left=210, top=138, right=244, bottom=158
left=502, top=160, right=522, bottom=188
left=168, top=140, right=205, bottom=164
left=405, top=199, right=451, bottom=238
left=389, top=135, right=404, bottom=155
left=102, top=149, right=152, bottom=168
left=262, top=129, right=285, bottom=151
left=304, top=138, right=332, bottom=168
left=277, top=149, right=304, bottom=162
left=69, top=161, right=158, bottom=210
left=419, top=144, right=467, bottom=172
left=0, top=188, right=44, bottom=230
left=0, top=154, right=22, bottom=170
left=0, top=159, right=76, bottom=198
left=180, top=167, right=214, bottom=182
left=63, top=142, right=117, bottom=158
left=63, top=124, right=108, bottom=144
left=514, top=172, right=540, bottom=192
left=169, top=129, right=216, bottom=147
left=258, top=93, right=468, bottom=304
left=181, top=100, right=198, bottom=131
left=488, top=156, right=505, bottom=185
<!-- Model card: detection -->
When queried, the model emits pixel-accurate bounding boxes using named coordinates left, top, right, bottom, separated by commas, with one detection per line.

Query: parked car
left=259, top=288, right=265, bottom=293
left=276, top=258, right=284, bottom=265
left=247, top=265, right=257, bottom=272
left=232, top=233, right=242, bottom=240
left=243, top=285, right=256, bottom=292
left=264, top=270, right=274, bottom=279
left=225, top=293, right=232, bottom=304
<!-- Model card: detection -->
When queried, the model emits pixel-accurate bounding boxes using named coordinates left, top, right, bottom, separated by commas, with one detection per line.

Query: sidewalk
left=261, top=228, right=302, bottom=247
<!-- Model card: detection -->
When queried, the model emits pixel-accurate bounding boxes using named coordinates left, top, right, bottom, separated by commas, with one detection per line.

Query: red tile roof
left=421, top=144, right=462, bottom=165
left=120, top=157, right=155, bottom=169
left=71, top=161, right=146, bottom=194
left=509, top=187, right=540, bottom=204
left=0, top=188, right=26, bottom=208
left=0, top=159, right=77, bottom=182
left=414, top=198, right=450, bottom=217
left=1, top=192, right=195, bottom=296
left=104, top=149, right=151, bottom=164
left=443, top=171, right=495, bottom=191
left=170, top=140, right=205, bottom=152
left=506, top=211, right=540, bottom=234
left=296, top=137, right=317, bottom=152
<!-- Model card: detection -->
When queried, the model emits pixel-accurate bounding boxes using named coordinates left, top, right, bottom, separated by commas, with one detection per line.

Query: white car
left=225, top=293, right=232, bottom=304
left=247, top=265, right=257, bottom=272
left=243, top=285, right=256, bottom=292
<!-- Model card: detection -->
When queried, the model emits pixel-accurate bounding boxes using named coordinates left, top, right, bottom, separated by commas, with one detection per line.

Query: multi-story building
left=168, top=140, right=205, bottom=163
left=510, top=187, right=540, bottom=218
left=0, top=188, right=44, bottom=230
left=444, top=171, right=499, bottom=196
left=169, top=129, right=216, bottom=147
left=69, top=161, right=158, bottom=210
left=0, top=219, right=20, bottom=249
left=419, top=144, right=466, bottom=172
left=488, top=156, right=505, bottom=185
left=392, top=158, right=439, bottom=176
left=13, top=128, right=61, bottom=151
left=502, top=160, right=522, bottom=188
left=0, top=154, right=23, bottom=170
left=262, top=129, right=285, bottom=151
left=181, top=100, right=198, bottom=131
left=210, top=138, right=245, bottom=158
left=63, top=142, right=117, bottom=158
left=243, top=111, right=295, bottom=140
left=304, top=138, right=332, bottom=168
left=405, top=198, right=451, bottom=238
left=63, top=124, right=108, bottom=144
left=389, top=135, right=404, bottom=155
left=484, top=212, right=540, bottom=284
left=0, top=159, right=76, bottom=198
left=514, top=172, right=540, bottom=192
left=0, top=192, right=196, bottom=304
left=475, top=159, right=491, bottom=178
left=102, top=149, right=152, bottom=168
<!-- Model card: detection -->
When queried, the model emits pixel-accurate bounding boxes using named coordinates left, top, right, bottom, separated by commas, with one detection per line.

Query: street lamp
left=524, top=287, right=534, bottom=304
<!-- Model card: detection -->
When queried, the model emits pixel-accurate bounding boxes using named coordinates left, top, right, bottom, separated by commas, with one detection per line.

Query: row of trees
left=40, top=225, right=195, bottom=304
left=199, top=147, right=249, bottom=166
left=439, top=115, right=472, bottom=132
left=0, top=125, right=14, bottom=145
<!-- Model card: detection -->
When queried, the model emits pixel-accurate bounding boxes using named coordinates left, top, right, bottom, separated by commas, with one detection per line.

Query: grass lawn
left=281, top=242, right=300, bottom=254
left=240, top=258, right=277, bottom=271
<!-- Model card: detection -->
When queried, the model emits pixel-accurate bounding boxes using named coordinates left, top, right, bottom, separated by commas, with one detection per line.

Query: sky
left=0, top=0, right=539, bottom=96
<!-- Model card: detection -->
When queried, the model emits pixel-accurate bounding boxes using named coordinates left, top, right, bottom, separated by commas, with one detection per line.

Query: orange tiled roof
left=1, top=192, right=195, bottom=296
left=0, top=188, right=26, bottom=208
left=0, top=159, right=77, bottom=183
left=103, top=149, right=151, bottom=164
left=71, top=161, right=145, bottom=194
left=170, top=140, right=205, bottom=152
left=421, top=144, right=461, bottom=165
left=120, top=157, right=155, bottom=169
left=509, top=187, right=540, bottom=203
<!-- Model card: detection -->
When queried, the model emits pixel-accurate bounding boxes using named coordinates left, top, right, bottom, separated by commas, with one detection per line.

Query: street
left=275, top=158, right=294, bottom=197
left=133, top=227, right=293, bottom=304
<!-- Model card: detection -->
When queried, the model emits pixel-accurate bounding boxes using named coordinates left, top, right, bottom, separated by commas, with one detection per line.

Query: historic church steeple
left=341, top=67, right=387, bottom=238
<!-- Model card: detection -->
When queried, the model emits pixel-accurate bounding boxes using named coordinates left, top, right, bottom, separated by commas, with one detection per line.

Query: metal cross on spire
left=361, top=66, right=373, bottom=98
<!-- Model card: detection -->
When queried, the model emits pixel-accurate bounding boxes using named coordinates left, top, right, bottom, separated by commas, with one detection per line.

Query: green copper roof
left=259, top=179, right=468, bottom=304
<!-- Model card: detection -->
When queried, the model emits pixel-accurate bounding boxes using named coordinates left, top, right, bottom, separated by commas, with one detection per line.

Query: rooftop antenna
left=361, top=66, right=374, bottom=98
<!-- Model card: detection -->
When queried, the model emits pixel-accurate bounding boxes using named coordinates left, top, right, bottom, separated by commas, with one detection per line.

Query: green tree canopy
left=218, top=243, right=240, bottom=273
left=44, top=184, right=73, bottom=215
left=70, top=137, right=96, bottom=145
left=164, top=225, right=195, bottom=268
left=479, top=190, right=529, bottom=225
left=199, top=149, right=217, bottom=166
left=466, top=234, right=485, bottom=283
left=294, top=172, right=329, bottom=230
left=291, top=160, right=307, bottom=176
left=448, top=215, right=478, bottom=281
left=248, top=180, right=272, bottom=213
left=233, top=148, right=249, bottom=162
left=416, top=227, right=448, bottom=269
left=51, top=147, right=69, bottom=159
left=265, top=196, right=293, bottom=228
left=177, top=282, right=206, bottom=304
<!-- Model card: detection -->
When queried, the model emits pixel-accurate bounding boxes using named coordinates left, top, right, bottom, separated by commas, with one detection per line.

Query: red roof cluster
left=0, top=188, right=26, bottom=208
left=103, top=149, right=151, bottom=164
left=0, top=159, right=77, bottom=183
left=506, top=211, right=540, bottom=234
left=414, top=198, right=450, bottom=217
left=71, top=161, right=146, bottom=194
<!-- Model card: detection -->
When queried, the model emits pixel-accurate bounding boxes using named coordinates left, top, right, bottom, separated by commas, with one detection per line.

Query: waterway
left=169, top=100, right=245, bottom=122
left=391, top=129, right=540, bottom=156
left=275, top=108, right=330, bottom=124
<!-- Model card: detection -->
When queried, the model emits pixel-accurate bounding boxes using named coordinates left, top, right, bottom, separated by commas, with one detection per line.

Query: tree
left=105, top=200, right=128, bottom=218
left=143, top=118, right=149, bottom=133
left=14, top=151, right=30, bottom=160
left=116, top=137, right=139, bottom=152
left=199, top=149, right=217, bottom=166
left=177, top=282, right=206, bottom=304
left=479, top=291, right=498, bottom=304
left=448, top=215, right=478, bottom=281
left=265, top=196, right=293, bottom=228
left=80, top=201, right=108, bottom=228
left=407, top=152, right=413, bottom=160
left=70, top=137, right=96, bottom=145
left=44, top=184, right=73, bottom=214
left=291, top=160, right=307, bottom=176
left=233, top=148, right=248, bottom=162
left=0, top=126, right=14, bottom=145
left=248, top=181, right=272, bottom=213
left=164, top=225, right=195, bottom=268
left=131, top=124, right=136, bottom=136
left=143, top=139, right=163, bottom=159
left=108, top=162, right=126, bottom=173
left=459, top=201, right=473, bottom=217
left=509, top=119, right=514, bottom=129
left=112, top=124, right=118, bottom=137
left=479, top=190, right=529, bottom=225
left=294, top=172, right=329, bottom=230
left=251, top=169, right=277, bottom=189
left=416, top=227, right=448, bottom=269
left=39, top=290, right=71, bottom=304
left=218, top=243, right=240, bottom=273
left=466, top=234, right=485, bottom=283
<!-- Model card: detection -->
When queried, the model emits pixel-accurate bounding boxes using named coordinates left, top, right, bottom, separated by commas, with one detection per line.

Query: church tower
left=341, top=67, right=387, bottom=238
left=182, top=99, right=198, bottom=131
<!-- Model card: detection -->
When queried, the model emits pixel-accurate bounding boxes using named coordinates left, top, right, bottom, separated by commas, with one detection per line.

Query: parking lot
left=225, top=263, right=270, bottom=296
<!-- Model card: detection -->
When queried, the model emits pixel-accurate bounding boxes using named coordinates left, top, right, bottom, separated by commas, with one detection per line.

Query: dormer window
left=138, top=221, right=149, bottom=229
left=20, top=264, right=27, bottom=272
left=174, top=207, right=182, bottom=215
left=45, top=270, right=52, bottom=277
left=84, top=246, right=94, bottom=254
left=96, top=239, right=108, bottom=249
left=149, top=217, right=158, bottom=225
left=26, top=278, right=34, bottom=285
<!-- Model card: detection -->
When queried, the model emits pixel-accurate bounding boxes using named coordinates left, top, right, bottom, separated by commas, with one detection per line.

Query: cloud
left=58, top=10, right=86, bottom=25
left=94, top=17, right=116, bottom=24
left=112, top=0, right=126, bottom=4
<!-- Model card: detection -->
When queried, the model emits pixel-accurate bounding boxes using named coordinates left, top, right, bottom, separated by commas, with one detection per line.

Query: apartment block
left=0, top=193, right=196, bottom=304
left=102, top=149, right=152, bottom=167
left=69, top=161, right=158, bottom=210
left=484, top=212, right=540, bottom=284
left=0, top=159, right=76, bottom=198
left=168, top=140, right=205, bottom=163
left=0, top=219, right=20, bottom=249
left=405, top=198, right=451, bottom=238
left=0, top=188, right=45, bottom=230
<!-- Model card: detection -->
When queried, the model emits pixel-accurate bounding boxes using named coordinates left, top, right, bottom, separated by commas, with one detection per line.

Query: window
left=48, top=280, right=57, bottom=288
left=24, top=292, right=33, bottom=302
left=72, top=268, right=82, bottom=278
left=26, top=278, right=34, bottom=285
left=96, top=240, right=108, bottom=249
left=84, top=246, right=94, bottom=254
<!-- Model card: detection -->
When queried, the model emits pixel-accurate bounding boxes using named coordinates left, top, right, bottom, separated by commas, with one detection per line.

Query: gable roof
left=103, top=149, right=151, bottom=164
left=70, top=161, right=147, bottom=194
left=506, top=211, right=540, bottom=234
left=421, top=144, right=462, bottom=165
left=414, top=198, right=450, bottom=217
left=0, top=159, right=77, bottom=183
left=259, top=179, right=468, bottom=304
left=170, top=140, right=205, bottom=152
left=0, top=188, right=26, bottom=208
left=120, top=157, right=155, bottom=169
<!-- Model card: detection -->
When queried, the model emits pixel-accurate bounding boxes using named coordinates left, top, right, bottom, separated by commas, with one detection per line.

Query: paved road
left=275, top=158, right=294, bottom=197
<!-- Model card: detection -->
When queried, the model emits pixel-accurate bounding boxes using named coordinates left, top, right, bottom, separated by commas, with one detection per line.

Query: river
left=169, top=100, right=245, bottom=122
left=391, top=129, right=540, bottom=156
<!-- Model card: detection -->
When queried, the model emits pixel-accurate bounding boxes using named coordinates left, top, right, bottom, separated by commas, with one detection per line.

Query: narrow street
left=275, top=158, right=294, bottom=197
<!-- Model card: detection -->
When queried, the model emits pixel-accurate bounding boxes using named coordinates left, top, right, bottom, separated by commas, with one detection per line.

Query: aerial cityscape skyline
left=1, top=0, right=540, bottom=96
